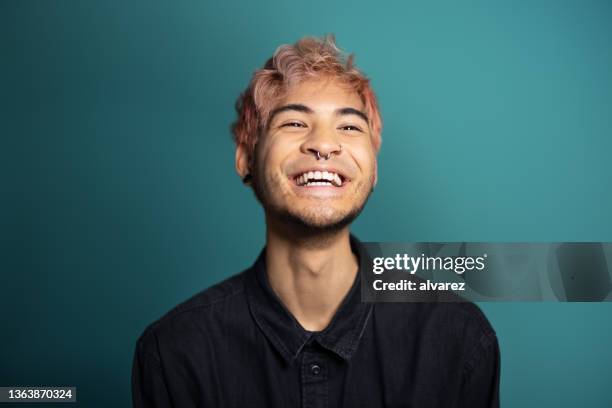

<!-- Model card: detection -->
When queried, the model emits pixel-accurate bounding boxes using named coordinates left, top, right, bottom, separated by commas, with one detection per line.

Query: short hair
left=231, top=35, right=383, bottom=158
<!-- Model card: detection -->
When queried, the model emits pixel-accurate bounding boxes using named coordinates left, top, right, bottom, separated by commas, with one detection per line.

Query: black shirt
left=132, top=236, right=500, bottom=407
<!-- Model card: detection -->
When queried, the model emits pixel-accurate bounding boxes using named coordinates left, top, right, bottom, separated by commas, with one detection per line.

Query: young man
left=132, top=35, right=500, bottom=407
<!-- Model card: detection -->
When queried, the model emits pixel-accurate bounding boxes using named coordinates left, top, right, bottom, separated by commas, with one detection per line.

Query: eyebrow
left=268, top=103, right=370, bottom=125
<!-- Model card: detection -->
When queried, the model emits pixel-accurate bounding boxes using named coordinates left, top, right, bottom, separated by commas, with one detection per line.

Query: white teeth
left=296, top=170, right=344, bottom=186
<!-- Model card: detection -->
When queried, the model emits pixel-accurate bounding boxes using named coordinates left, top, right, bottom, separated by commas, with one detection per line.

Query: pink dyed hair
left=231, top=35, right=383, bottom=157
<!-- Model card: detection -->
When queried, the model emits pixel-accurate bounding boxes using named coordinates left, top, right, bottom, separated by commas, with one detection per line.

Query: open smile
left=291, top=168, right=349, bottom=188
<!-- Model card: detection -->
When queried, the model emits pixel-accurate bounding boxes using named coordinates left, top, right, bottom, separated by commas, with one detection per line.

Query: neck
left=264, top=217, right=358, bottom=332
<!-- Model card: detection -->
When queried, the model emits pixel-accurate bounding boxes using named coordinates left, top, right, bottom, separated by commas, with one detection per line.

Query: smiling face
left=236, top=77, right=378, bottom=231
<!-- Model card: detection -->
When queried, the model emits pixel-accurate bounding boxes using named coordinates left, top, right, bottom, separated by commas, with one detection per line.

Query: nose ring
left=316, top=151, right=331, bottom=161
left=315, top=144, right=342, bottom=161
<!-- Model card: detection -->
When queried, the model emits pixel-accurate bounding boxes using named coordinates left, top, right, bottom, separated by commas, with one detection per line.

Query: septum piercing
left=316, top=144, right=342, bottom=161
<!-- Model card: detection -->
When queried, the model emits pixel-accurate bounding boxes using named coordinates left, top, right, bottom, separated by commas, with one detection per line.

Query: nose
left=301, top=126, right=343, bottom=160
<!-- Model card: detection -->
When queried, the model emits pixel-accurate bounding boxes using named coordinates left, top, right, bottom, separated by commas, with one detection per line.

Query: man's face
left=240, top=77, right=378, bottom=230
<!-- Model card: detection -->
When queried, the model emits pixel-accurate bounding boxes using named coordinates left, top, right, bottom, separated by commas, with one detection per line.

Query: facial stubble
left=251, top=167, right=374, bottom=235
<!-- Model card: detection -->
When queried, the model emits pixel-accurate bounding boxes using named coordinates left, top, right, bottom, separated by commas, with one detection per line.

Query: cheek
left=352, top=145, right=377, bottom=177
left=264, top=138, right=300, bottom=170
left=253, top=141, right=276, bottom=172
left=255, top=142, right=292, bottom=181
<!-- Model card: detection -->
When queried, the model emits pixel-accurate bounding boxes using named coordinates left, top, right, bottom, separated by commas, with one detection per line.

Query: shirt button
left=310, top=364, right=321, bottom=375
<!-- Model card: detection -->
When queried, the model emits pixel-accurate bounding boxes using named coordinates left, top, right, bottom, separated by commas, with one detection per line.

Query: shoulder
left=373, top=301, right=497, bottom=364
left=158, top=269, right=248, bottom=320
left=135, top=269, right=250, bottom=356
left=432, top=302, right=496, bottom=339
left=376, top=299, right=494, bottom=333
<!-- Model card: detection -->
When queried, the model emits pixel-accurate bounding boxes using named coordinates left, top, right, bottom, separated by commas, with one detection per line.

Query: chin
left=280, top=205, right=363, bottom=232
left=295, top=214, right=349, bottom=229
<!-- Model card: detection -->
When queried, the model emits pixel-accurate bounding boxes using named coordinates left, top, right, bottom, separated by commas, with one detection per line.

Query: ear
left=235, top=143, right=252, bottom=183
left=373, top=156, right=378, bottom=188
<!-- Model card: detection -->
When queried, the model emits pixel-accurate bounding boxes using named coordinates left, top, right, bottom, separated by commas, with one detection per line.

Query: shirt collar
left=245, top=234, right=374, bottom=364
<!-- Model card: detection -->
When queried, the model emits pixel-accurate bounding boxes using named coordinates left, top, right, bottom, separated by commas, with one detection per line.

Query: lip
left=290, top=180, right=349, bottom=198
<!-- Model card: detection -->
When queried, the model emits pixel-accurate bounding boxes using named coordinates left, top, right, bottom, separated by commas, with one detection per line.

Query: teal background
left=2, top=0, right=611, bottom=406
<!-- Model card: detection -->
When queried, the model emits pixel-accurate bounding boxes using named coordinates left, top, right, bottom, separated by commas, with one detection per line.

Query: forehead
left=275, top=78, right=364, bottom=111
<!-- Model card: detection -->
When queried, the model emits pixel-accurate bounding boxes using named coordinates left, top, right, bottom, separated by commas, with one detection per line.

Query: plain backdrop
left=2, top=1, right=612, bottom=406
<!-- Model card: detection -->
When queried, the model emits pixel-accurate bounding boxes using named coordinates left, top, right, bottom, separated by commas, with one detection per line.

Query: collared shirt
left=132, top=236, right=500, bottom=407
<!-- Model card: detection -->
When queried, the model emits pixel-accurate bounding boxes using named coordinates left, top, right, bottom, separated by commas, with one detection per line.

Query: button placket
left=301, top=349, right=328, bottom=408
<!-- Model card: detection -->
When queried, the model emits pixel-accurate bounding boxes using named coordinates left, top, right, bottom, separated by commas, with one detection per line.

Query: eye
left=339, top=125, right=363, bottom=132
left=281, top=121, right=307, bottom=128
